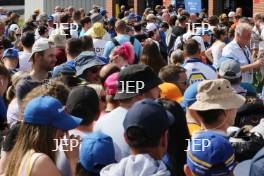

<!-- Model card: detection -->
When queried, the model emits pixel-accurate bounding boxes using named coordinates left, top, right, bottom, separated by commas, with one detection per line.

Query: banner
left=175, top=0, right=185, bottom=8
left=184, top=0, right=202, bottom=13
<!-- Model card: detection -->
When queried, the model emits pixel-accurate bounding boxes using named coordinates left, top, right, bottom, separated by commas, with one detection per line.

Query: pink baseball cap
left=104, top=72, right=119, bottom=95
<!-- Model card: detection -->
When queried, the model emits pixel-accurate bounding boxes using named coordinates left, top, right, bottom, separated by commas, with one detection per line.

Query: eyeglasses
left=176, top=80, right=189, bottom=86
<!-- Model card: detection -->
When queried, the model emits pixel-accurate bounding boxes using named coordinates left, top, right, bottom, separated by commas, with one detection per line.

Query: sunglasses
left=177, top=80, right=189, bottom=86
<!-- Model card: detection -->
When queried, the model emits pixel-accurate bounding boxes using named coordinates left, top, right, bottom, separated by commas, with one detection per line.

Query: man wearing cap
left=56, top=86, right=101, bottom=176
left=218, top=58, right=247, bottom=96
left=47, top=15, right=55, bottom=35
left=16, top=38, right=56, bottom=104
left=184, top=131, right=235, bottom=176
left=103, top=20, right=142, bottom=62
left=95, top=64, right=162, bottom=159
left=189, top=79, right=245, bottom=136
left=2, top=48, right=19, bottom=75
left=146, top=22, right=161, bottom=48
left=100, top=99, right=172, bottom=176
left=222, top=22, right=264, bottom=83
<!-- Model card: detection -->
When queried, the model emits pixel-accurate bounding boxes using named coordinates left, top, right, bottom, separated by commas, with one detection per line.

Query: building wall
left=25, top=0, right=105, bottom=21
left=253, top=0, right=264, bottom=14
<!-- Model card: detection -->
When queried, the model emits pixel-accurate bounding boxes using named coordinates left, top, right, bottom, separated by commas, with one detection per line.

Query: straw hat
left=189, top=79, right=245, bottom=111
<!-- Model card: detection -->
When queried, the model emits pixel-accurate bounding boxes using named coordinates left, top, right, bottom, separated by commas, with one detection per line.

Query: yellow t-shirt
left=188, top=123, right=201, bottom=136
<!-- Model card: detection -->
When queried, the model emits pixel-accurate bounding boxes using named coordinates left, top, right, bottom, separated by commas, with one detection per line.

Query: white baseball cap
left=146, top=23, right=158, bottom=32
left=29, top=38, right=55, bottom=62
left=228, top=11, right=236, bottom=18
left=8, top=24, right=19, bottom=33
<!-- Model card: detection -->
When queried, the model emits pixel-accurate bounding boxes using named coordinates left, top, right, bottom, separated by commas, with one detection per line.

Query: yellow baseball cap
left=159, top=82, right=183, bottom=103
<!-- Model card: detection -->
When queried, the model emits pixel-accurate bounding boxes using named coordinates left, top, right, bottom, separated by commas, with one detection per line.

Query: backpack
left=112, top=36, right=139, bottom=64
left=173, top=34, right=196, bottom=53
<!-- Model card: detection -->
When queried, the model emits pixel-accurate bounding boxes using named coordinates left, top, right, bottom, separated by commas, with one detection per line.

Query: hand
left=253, top=59, right=264, bottom=69
left=63, top=132, right=81, bottom=161
left=63, top=132, right=81, bottom=176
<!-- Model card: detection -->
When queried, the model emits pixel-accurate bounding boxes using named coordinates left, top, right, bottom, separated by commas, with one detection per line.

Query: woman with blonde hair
left=3, top=80, right=81, bottom=176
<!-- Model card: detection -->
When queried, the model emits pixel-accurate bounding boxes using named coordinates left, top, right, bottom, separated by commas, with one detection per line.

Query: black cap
left=114, top=65, right=162, bottom=100
left=123, top=98, right=174, bottom=139
left=66, top=86, right=99, bottom=121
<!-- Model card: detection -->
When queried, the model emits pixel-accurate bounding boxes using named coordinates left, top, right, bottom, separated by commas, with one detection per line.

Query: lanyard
left=238, top=44, right=251, bottom=64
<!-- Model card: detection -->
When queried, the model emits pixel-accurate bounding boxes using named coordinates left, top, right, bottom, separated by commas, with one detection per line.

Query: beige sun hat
left=189, top=79, right=245, bottom=111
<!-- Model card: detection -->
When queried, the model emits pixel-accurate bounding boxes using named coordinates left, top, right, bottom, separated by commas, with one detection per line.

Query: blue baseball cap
left=124, top=99, right=174, bottom=139
left=136, top=15, right=142, bottom=22
left=187, top=131, right=235, bottom=176
left=80, top=132, right=116, bottom=174
left=128, top=13, right=136, bottom=20
left=108, top=17, right=115, bottom=25
left=181, top=82, right=200, bottom=108
left=100, top=9, right=108, bottom=16
left=24, top=96, right=82, bottom=130
left=48, top=15, right=54, bottom=22
left=2, top=48, right=18, bottom=59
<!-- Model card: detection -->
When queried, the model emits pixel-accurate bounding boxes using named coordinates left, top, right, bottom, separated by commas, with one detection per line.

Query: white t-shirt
left=222, top=40, right=253, bottom=83
left=7, top=98, right=19, bottom=127
left=18, top=51, right=32, bottom=72
left=94, top=107, right=129, bottom=160
left=211, top=41, right=225, bottom=67
left=183, top=58, right=217, bottom=84
left=174, top=31, right=206, bottom=52
left=93, top=38, right=107, bottom=57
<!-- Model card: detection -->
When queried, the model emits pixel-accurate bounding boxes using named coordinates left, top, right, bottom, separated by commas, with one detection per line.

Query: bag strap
left=130, top=36, right=135, bottom=44
left=25, top=152, right=45, bottom=176
left=112, top=38, right=120, bottom=46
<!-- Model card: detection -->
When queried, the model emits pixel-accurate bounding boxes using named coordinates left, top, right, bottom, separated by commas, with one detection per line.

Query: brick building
left=105, top=0, right=264, bottom=17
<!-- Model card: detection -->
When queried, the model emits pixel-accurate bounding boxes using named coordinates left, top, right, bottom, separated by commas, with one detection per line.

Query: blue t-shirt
left=103, top=34, right=142, bottom=60
left=52, top=60, right=76, bottom=77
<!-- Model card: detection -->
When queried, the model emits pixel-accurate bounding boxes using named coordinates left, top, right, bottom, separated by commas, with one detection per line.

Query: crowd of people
left=0, top=3, right=263, bottom=176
